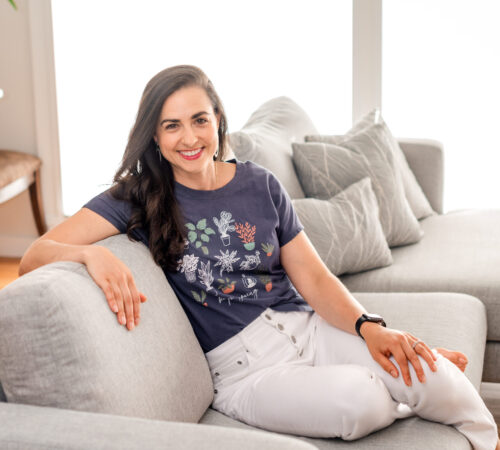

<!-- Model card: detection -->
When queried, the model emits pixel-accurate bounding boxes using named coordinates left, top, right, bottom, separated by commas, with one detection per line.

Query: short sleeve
left=83, top=189, right=131, bottom=234
left=269, top=173, right=304, bottom=247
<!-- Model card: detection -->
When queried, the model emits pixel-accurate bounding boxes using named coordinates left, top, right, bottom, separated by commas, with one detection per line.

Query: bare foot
left=434, top=347, right=468, bottom=372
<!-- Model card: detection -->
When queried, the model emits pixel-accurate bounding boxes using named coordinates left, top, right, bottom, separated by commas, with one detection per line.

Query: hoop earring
left=213, top=147, right=219, bottom=161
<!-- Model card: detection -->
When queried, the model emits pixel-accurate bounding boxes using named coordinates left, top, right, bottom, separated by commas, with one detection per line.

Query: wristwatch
left=355, top=313, right=386, bottom=340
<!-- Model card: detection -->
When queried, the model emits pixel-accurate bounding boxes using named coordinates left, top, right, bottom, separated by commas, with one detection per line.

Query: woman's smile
left=178, top=147, right=204, bottom=160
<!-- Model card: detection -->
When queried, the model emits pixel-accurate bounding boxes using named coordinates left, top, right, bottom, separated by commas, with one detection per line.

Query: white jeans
left=205, top=308, right=498, bottom=449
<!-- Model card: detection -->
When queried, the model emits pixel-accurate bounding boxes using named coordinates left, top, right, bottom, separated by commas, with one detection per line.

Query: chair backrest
left=0, top=234, right=213, bottom=422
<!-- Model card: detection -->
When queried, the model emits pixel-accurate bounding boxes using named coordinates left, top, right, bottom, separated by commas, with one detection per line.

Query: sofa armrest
left=398, top=138, right=444, bottom=214
left=0, top=402, right=318, bottom=450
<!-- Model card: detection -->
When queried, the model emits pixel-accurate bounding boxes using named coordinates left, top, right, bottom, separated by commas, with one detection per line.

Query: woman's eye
left=165, top=123, right=177, bottom=130
left=196, top=118, right=208, bottom=124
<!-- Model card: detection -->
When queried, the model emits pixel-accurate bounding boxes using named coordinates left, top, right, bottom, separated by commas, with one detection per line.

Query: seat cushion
left=200, top=291, right=485, bottom=449
left=0, top=150, right=41, bottom=189
left=0, top=234, right=213, bottom=423
left=340, top=209, right=500, bottom=341
left=228, top=96, right=318, bottom=199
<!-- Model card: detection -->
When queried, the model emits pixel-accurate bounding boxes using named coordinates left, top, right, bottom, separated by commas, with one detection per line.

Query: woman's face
left=154, top=85, right=220, bottom=182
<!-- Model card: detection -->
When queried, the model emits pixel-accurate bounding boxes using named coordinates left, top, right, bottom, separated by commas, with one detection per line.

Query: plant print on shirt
left=213, top=211, right=235, bottom=246
left=186, top=219, right=215, bottom=255
left=261, top=243, right=274, bottom=257
left=179, top=254, right=199, bottom=283
left=235, top=222, right=256, bottom=250
left=239, top=250, right=261, bottom=270
left=214, top=249, right=240, bottom=277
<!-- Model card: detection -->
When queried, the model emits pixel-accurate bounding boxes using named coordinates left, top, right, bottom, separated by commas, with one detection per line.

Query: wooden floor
left=0, top=257, right=21, bottom=289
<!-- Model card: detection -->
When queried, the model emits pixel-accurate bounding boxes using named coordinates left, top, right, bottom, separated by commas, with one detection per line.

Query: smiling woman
left=50, top=0, right=352, bottom=216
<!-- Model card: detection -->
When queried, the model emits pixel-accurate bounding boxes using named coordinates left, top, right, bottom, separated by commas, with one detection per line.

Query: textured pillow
left=305, top=109, right=434, bottom=220
left=228, top=96, right=319, bottom=199
left=293, top=124, right=423, bottom=247
left=292, top=178, right=393, bottom=276
left=0, top=235, right=213, bottom=422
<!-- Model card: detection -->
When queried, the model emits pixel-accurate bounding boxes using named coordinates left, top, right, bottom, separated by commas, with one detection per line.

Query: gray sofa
left=0, top=97, right=499, bottom=449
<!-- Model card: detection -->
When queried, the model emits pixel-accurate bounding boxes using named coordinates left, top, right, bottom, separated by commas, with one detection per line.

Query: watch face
left=365, top=313, right=383, bottom=322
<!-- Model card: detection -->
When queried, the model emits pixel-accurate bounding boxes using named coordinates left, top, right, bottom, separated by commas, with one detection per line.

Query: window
left=383, top=0, right=500, bottom=211
left=52, top=0, right=352, bottom=215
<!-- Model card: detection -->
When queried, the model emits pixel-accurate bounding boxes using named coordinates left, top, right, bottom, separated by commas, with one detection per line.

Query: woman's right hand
left=83, top=245, right=147, bottom=330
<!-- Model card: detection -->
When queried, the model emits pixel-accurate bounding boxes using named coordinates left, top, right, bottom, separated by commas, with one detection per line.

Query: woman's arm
left=19, top=208, right=146, bottom=331
left=280, top=231, right=437, bottom=386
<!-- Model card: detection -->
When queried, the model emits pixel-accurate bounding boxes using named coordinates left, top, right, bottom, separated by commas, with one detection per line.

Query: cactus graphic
left=213, top=211, right=236, bottom=246
left=198, top=261, right=214, bottom=292
left=191, top=290, right=208, bottom=307
left=179, top=254, right=199, bottom=283
left=261, top=243, right=275, bottom=257
left=235, top=222, right=256, bottom=250
left=186, top=219, right=215, bottom=255
left=217, top=277, right=236, bottom=294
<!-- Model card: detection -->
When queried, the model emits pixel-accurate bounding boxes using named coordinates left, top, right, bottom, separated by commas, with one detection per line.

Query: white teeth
left=180, top=148, right=202, bottom=156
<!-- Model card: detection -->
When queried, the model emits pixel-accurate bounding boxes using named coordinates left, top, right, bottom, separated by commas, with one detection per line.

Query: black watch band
left=355, top=313, right=386, bottom=340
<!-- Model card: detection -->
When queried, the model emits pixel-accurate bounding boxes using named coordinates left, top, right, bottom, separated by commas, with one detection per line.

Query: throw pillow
left=292, top=178, right=393, bottom=276
left=305, top=109, right=434, bottom=220
left=228, top=96, right=319, bottom=199
left=292, top=124, right=423, bottom=247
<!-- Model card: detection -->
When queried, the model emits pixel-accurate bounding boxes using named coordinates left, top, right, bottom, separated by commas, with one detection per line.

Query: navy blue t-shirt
left=83, top=160, right=312, bottom=352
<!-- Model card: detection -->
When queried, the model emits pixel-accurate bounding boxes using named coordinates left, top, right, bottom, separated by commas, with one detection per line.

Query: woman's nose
left=181, top=125, right=198, bottom=148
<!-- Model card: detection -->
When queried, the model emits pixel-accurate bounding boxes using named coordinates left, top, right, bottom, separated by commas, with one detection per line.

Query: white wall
left=0, top=0, right=39, bottom=256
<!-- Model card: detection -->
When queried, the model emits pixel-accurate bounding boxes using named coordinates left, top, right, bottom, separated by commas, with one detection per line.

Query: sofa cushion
left=0, top=382, right=5, bottom=402
left=292, top=128, right=423, bottom=247
left=0, top=234, right=213, bottom=423
left=339, top=209, right=500, bottom=341
left=292, top=178, right=393, bottom=276
left=305, top=109, right=434, bottom=221
left=200, top=290, right=486, bottom=449
left=0, top=402, right=317, bottom=450
left=228, top=96, right=318, bottom=199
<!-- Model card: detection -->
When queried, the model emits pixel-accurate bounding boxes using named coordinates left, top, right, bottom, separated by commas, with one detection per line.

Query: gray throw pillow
left=293, top=124, right=423, bottom=247
left=293, top=178, right=393, bottom=276
left=228, top=96, right=318, bottom=199
left=305, top=109, right=434, bottom=220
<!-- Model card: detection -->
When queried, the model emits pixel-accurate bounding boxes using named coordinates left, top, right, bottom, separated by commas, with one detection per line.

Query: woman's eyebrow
left=160, top=111, right=208, bottom=126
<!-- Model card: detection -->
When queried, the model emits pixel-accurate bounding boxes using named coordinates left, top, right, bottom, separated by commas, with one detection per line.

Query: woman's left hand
left=361, top=323, right=438, bottom=386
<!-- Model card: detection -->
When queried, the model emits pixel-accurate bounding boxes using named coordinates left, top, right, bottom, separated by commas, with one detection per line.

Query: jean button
left=265, top=314, right=272, bottom=320
left=215, top=372, right=220, bottom=377
left=291, top=335, right=296, bottom=343
left=237, top=361, right=242, bottom=365
left=277, top=323, right=284, bottom=330
left=214, top=389, right=218, bottom=394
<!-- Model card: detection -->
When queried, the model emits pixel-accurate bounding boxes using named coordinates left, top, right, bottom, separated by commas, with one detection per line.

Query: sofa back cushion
left=0, top=234, right=213, bottom=422
left=0, top=382, right=5, bottom=402
left=228, top=96, right=318, bottom=199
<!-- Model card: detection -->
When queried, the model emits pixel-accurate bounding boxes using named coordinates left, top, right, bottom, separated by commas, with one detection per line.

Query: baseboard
left=0, top=234, right=36, bottom=257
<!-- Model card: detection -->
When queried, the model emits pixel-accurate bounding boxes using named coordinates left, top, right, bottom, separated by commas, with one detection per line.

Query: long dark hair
left=110, top=65, right=229, bottom=271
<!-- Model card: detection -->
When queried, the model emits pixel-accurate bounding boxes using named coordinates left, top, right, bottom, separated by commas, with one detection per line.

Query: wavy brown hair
left=110, top=65, right=229, bottom=271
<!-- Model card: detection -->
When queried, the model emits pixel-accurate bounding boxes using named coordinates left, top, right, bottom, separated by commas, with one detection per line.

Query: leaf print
left=205, top=227, right=216, bottom=235
left=200, top=234, right=209, bottom=242
left=192, top=291, right=201, bottom=302
left=198, top=261, right=214, bottom=292
left=186, top=223, right=196, bottom=231
left=202, top=246, right=209, bottom=255
left=214, top=249, right=240, bottom=277
left=195, top=241, right=202, bottom=248
left=201, top=291, right=207, bottom=301
left=197, top=218, right=207, bottom=230
left=188, top=231, right=197, bottom=243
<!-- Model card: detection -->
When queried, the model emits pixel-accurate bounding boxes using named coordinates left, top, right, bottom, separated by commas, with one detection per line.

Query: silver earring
left=213, top=147, right=219, bottom=160
left=156, top=143, right=162, bottom=162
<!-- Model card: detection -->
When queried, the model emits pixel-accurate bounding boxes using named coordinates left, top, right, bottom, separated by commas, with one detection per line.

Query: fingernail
left=128, top=322, right=134, bottom=330
left=112, top=305, right=118, bottom=313
left=391, top=370, right=397, bottom=377
left=135, top=317, right=140, bottom=325
left=120, top=314, right=126, bottom=325
left=459, top=358, right=467, bottom=363
left=433, top=365, right=437, bottom=371
left=421, top=375, right=426, bottom=383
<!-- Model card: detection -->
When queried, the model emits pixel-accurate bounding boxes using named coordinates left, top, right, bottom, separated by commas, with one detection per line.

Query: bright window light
left=383, top=0, right=500, bottom=212
left=51, top=0, right=352, bottom=216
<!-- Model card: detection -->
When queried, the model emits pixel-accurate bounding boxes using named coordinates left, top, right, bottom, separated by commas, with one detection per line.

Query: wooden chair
left=0, top=150, right=47, bottom=236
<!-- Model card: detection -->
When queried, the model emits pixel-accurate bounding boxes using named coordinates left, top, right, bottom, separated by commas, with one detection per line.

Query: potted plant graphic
left=191, top=290, right=208, bottom=307
left=180, top=254, right=199, bottom=283
left=258, top=274, right=273, bottom=292
left=213, top=211, right=235, bottom=246
left=235, top=222, right=256, bottom=250
left=261, top=242, right=275, bottom=256
left=242, top=274, right=257, bottom=288
left=218, top=277, right=236, bottom=294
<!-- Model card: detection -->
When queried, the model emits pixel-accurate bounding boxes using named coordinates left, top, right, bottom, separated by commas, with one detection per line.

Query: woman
left=19, top=65, right=498, bottom=449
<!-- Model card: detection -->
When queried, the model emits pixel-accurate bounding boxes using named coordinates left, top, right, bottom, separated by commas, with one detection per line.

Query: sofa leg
left=28, top=168, right=48, bottom=236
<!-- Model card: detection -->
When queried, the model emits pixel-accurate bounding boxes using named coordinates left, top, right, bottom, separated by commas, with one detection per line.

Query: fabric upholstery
left=292, top=178, right=392, bottom=276
left=0, top=234, right=213, bottom=423
left=305, top=110, right=434, bottom=220
left=228, top=96, right=318, bottom=199
left=0, top=150, right=41, bottom=189
left=480, top=382, right=500, bottom=424
left=339, top=209, right=500, bottom=342
left=484, top=342, right=500, bottom=383
left=0, top=382, right=5, bottom=402
left=292, top=132, right=423, bottom=247
left=0, top=402, right=317, bottom=450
